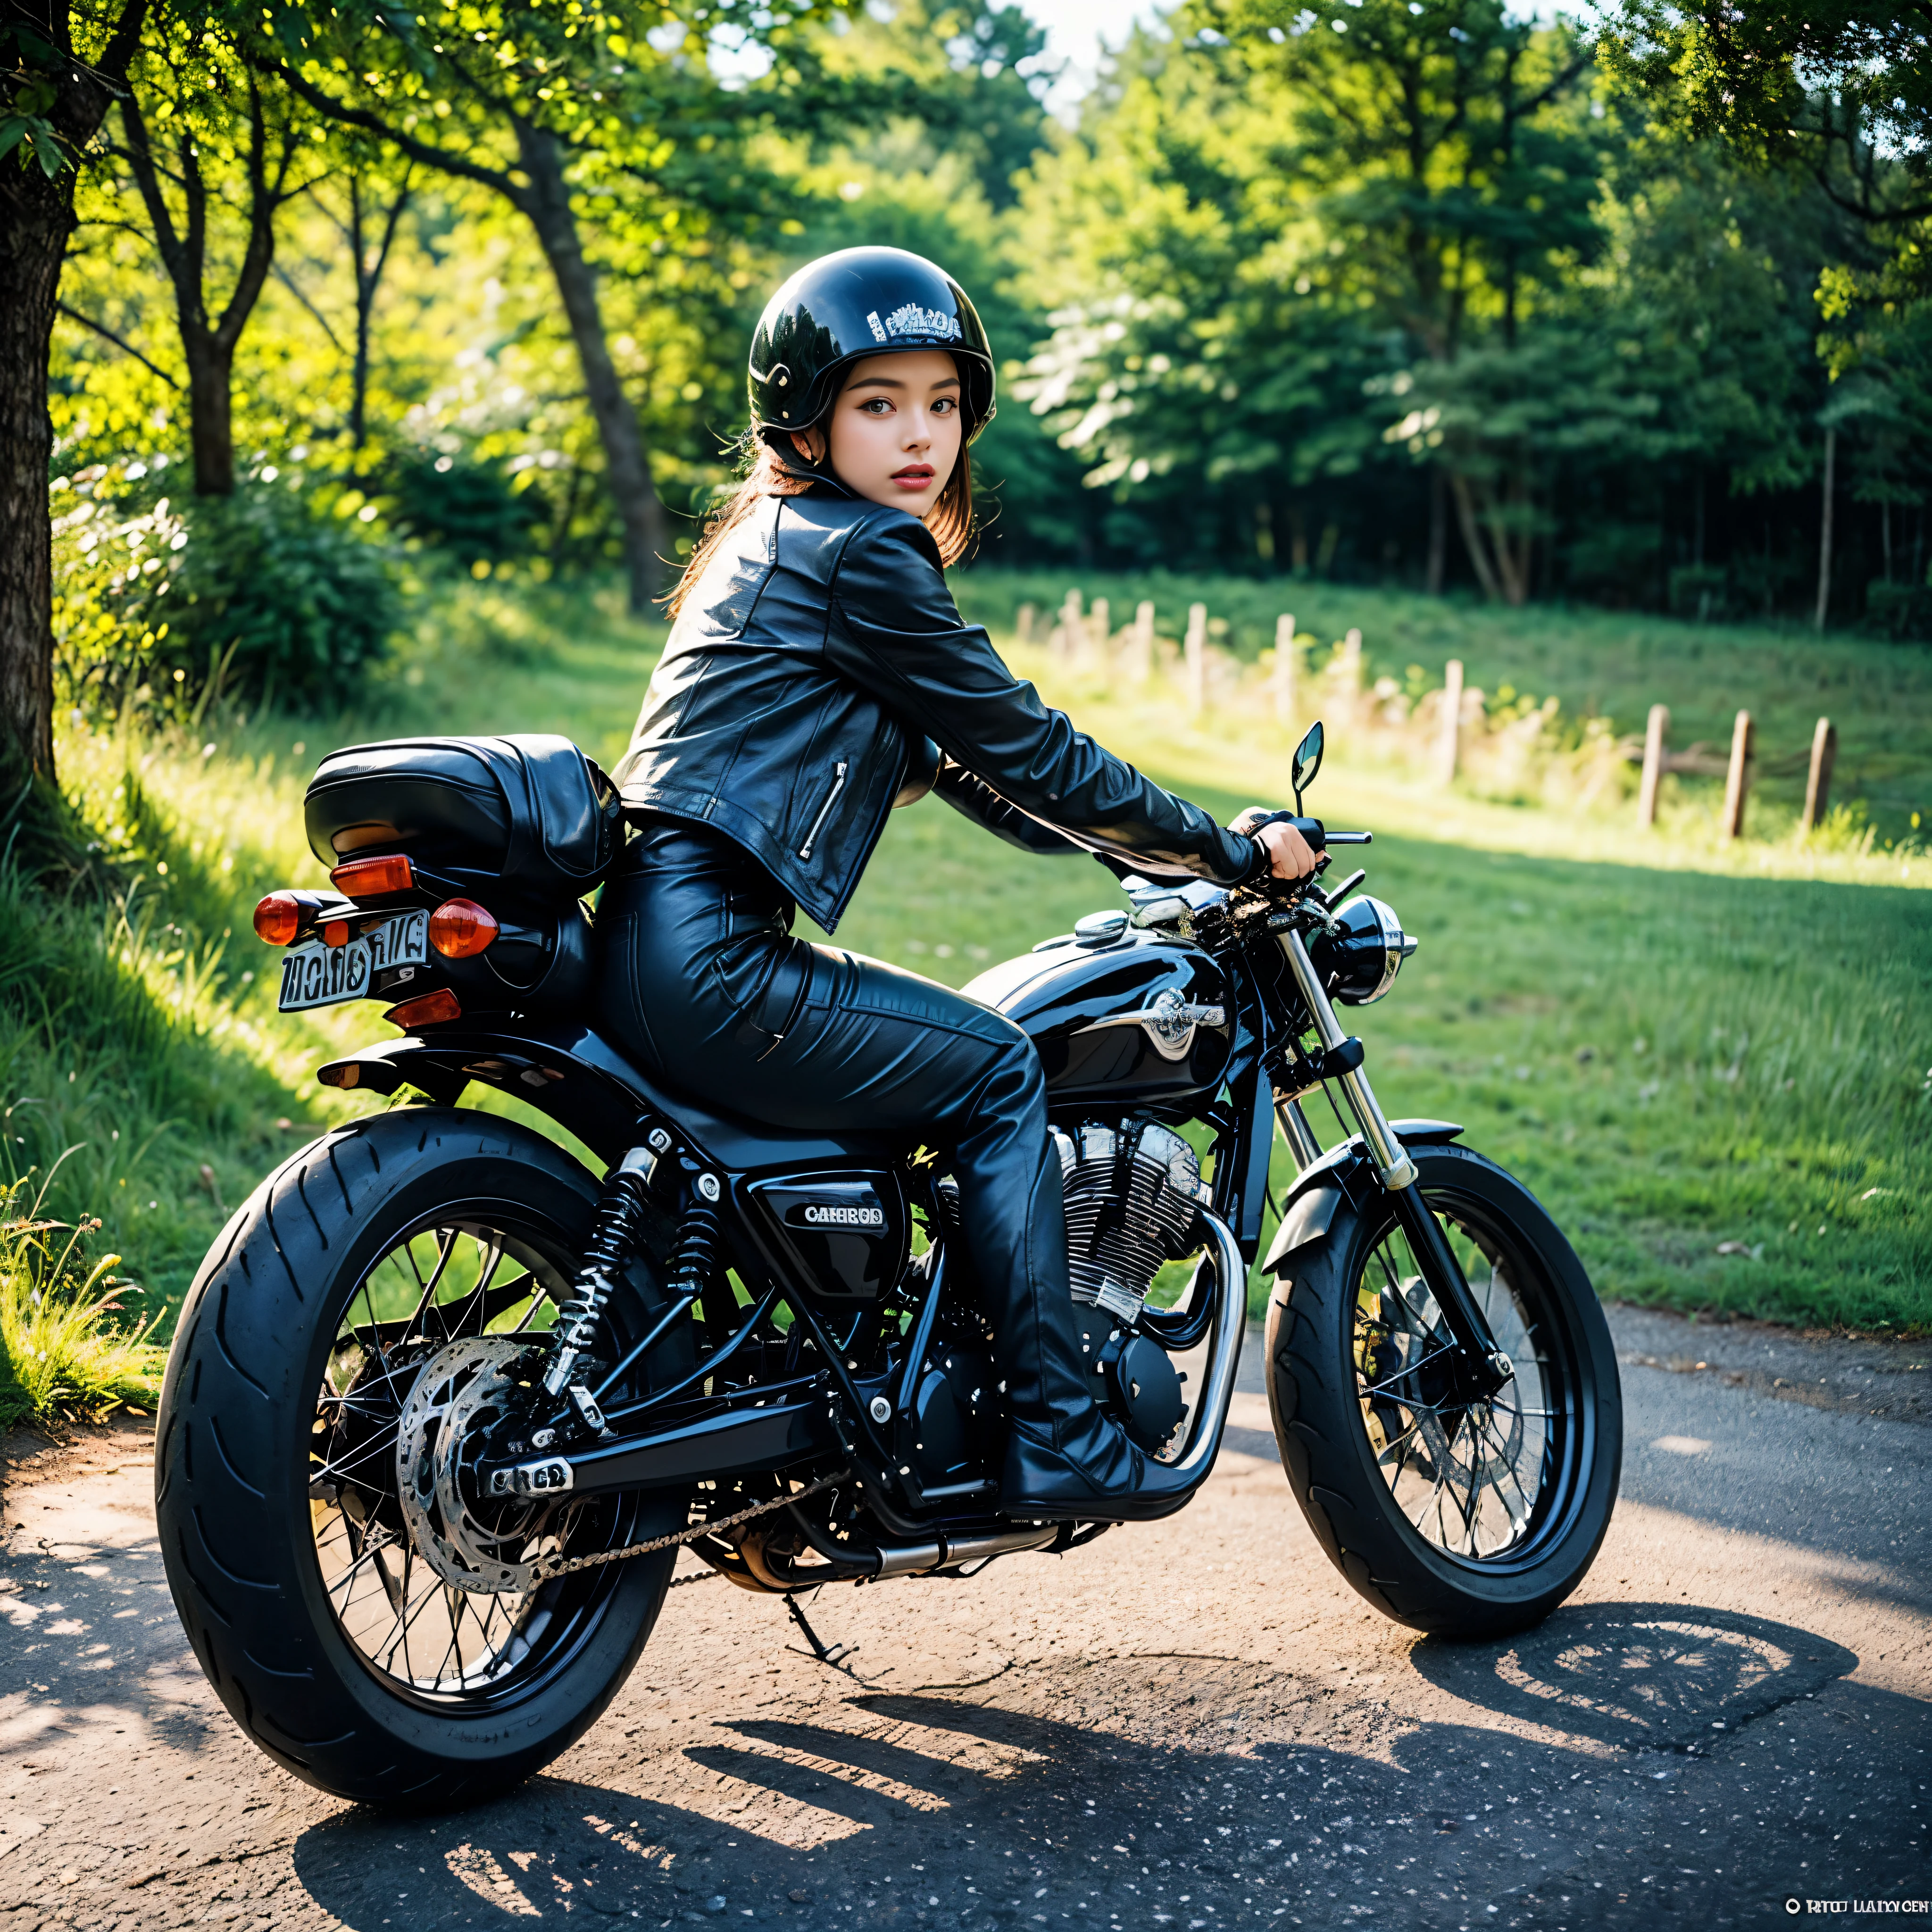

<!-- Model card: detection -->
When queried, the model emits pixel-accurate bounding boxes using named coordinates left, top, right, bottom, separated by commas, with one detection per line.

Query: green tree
left=112, top=5, right=317, bottom=494
left=1601, top=0, right=1930, bottom=239
left=269, top=0, right=830, bottom=609
left=1209, top=0, right=1603, bottom=600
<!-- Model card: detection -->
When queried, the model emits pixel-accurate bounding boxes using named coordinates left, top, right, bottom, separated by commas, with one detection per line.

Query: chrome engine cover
left=1050, top=1119, right=1212, bottom=1324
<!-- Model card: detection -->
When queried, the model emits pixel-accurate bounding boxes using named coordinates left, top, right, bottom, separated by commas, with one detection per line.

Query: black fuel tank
left=963, top=924, right=1232, bottom=1106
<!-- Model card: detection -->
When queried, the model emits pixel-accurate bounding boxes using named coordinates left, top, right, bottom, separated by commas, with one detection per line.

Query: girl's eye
left=860, top=398, right=893, bottom=414
left=933, top=397, right=957, bottom=413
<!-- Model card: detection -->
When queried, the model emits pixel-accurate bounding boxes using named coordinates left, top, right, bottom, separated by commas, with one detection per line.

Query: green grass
left=0, top=1174, right=166, bottom=1428
left=5, top=572, right=1925, bottom=1350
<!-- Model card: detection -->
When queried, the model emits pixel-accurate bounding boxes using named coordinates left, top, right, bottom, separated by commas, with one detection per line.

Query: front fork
left=1273, top=928, right=1510, bottom=1397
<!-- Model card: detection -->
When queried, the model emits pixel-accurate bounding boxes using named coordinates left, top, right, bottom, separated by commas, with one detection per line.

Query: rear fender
left=1260, top=1119, right=1465, bottom=1276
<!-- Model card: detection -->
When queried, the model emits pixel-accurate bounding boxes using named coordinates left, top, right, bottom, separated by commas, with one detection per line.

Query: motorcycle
left=154, top=718, right=1622, bottom=1808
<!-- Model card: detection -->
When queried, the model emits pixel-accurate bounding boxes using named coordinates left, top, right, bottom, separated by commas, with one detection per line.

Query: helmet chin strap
left=757, top=424, right=840, bottom=492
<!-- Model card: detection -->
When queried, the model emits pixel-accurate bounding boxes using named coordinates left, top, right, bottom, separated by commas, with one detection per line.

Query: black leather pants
left=596, top=823, right=1108, bottom=1448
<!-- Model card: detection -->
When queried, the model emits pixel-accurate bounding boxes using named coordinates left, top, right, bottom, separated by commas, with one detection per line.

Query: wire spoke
left=1359, top=1199, right=1583, bottom=1565
left=401, top=1227, right=462, bottom=1339
left=308, top=1211, right=631, bottom=1706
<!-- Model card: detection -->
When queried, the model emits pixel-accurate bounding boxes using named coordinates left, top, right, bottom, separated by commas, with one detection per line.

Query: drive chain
left=529, top=1469, right=849, bottom=1582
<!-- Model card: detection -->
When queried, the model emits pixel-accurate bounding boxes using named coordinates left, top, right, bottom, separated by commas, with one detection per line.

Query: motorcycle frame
left=310, top=869, right=1495, bottom=1545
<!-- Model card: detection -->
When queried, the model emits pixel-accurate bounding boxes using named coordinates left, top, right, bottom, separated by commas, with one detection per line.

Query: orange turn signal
left=321, top=919, right=350, bottom=949
left=330, top=853, right=414, bottom=899
left=383, top=989, right=462, bottom=1030
left=429, top=898, right=499, bottom=959
left=253, top=891, right=301, bottom=946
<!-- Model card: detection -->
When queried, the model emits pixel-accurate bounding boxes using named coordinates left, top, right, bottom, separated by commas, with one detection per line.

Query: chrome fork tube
left=1276, top=929, right=1417, bottom=1189
left=1274, top=927, right=1504, bottom=1381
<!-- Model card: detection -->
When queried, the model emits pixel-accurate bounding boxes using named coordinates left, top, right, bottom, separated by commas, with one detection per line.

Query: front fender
left=1259, top=1118, right=1465, bottom=1276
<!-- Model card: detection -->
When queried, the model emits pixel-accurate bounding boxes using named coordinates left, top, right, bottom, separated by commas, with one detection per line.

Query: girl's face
left=791, top=350, right=962, bottom=520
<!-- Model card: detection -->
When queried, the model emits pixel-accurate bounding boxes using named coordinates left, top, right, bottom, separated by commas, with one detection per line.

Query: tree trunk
left=1815, top=426, right=1836, bottom=633
left=514, top=117, right=668, bottom=612
left=1448, top=470, right=1503, bottom=602
left=0, top=164, right=67, bottom=781
left=348, top=177, right=372, bottom=452
left=0, top=0, right=150, bottom=784
left=1426, top=464, right=1447, bottom=595
left=347, top=169, right=409, bottom=451
left=186, top=340, right=238, bottom=496
left=122, top=67, right=289, bottom=499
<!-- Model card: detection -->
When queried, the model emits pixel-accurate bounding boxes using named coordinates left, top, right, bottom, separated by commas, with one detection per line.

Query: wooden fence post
left=1720, top=708, right=1754, bottom=841
left=1436, top=658, right=1464, bottom=787
left=1802, top=716, right=1838, bottom=831
left=1058, top=589, right=1083, bottom=661
left=1273, top=613, right=1296, bottom=725
left=1016, top=602, right=1036, bottom=647
left=1638, top=704, right=1669, bottom=827
left=1131, top=601, right=1155, bottom=683
left=1088, top=596, right=1109, bottom=671
left=1184, top=603, right=1207, bottom=714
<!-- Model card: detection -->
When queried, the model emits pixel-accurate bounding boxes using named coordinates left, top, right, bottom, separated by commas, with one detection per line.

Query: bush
left=1668, top=563, right=1732, bottom=622
left=1863, top=577, right=1932, bottom=642
left=55, top=460, right=401, bottom=713
left=390, top=450, right=542, bottom=566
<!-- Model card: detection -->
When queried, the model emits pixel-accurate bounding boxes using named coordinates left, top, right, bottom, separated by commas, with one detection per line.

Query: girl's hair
left=666, top=406, right=976, bottom=620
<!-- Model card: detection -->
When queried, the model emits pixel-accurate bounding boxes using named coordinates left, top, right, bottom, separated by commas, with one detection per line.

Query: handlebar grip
left=1325, top=831, right=1373, bottom=845
left=1249, top=809, right=1327, bottom=851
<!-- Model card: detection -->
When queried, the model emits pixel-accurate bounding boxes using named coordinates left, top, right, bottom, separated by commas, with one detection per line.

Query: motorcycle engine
left=1049, top=1119, right=1210, bottom=1449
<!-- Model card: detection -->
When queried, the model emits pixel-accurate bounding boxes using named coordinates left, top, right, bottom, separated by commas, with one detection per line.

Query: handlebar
left=1246, top=809, right=1374, bottom=854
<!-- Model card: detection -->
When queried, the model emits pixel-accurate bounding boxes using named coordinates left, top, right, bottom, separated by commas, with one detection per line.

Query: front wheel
left=155, top=1108, right=689, bottom=1808
left=1265, top=1143, right=1622, bottom=1638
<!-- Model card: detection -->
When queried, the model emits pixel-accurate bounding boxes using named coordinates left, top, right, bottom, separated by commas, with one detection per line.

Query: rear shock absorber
left=666, top=1176, right=724, bottom=1302
left=542, top=1134, right=668, bottom=1407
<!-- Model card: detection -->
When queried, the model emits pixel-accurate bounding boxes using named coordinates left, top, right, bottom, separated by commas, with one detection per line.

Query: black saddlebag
left=304, top=735, right=622, bottom=902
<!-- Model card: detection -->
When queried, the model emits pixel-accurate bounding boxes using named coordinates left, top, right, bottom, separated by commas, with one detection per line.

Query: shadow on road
left=283, top=1623, right=1924, bottom=1930
left=1408, top=1599, right=1859, bottom=1752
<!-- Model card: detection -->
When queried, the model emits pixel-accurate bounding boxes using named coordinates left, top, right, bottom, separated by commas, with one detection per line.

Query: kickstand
left=783, top=1592, right=863, bottom=1674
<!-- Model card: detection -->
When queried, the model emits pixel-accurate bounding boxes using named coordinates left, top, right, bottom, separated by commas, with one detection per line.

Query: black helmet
left=749, top=246, right=996, bottom=446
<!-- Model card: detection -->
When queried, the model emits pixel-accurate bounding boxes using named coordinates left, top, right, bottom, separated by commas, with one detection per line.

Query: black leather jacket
left=613, top=478, right=1262, bottom=932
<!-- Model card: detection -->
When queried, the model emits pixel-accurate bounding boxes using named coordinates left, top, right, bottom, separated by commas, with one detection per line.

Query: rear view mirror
left=1292, top=720, right=1324, bottom=809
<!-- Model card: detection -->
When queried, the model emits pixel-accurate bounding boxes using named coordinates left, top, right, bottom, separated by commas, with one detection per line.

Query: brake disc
left=395, top=1335, right=545, bottom=1595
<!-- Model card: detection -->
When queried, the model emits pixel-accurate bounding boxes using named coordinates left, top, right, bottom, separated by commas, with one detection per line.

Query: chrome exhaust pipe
left=871, top=1523, right=1059, bottom=1577
left=1163, top=1208, right=1247, bottom=1482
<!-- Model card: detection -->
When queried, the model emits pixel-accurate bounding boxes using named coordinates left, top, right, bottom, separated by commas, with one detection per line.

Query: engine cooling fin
left=1051, top=1119, right=1211, bottom=1323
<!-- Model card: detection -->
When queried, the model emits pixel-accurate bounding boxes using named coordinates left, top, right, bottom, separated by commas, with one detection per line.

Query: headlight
left=1307, top=895, right=1416, bottom=1006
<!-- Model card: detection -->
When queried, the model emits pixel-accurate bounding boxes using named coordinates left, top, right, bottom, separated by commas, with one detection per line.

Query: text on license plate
left=278, top=910, right=430, bottom=1012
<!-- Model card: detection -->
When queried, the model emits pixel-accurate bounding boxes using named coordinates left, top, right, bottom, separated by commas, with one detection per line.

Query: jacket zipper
left=798, top=760, right=848, bottom=860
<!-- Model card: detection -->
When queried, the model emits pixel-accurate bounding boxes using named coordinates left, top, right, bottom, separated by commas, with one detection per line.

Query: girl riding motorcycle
left=599, top=246, right=1316, bottom=1522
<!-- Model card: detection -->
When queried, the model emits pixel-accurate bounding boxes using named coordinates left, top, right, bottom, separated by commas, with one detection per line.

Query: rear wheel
left=156, top=1108, right=688, bottom=1807
left=1265, top=1144, right=1622, bottom=1638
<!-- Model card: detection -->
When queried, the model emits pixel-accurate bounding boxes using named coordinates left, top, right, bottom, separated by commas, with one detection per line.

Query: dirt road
left=2, top=1306, right=1926, bottom=1931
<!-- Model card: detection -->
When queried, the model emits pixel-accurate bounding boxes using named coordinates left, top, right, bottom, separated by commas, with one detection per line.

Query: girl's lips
left=891, top=466, right=934, bottom=486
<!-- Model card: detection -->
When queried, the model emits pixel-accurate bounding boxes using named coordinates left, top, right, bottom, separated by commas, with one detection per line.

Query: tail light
left=331, top=853, right=414, bottom=899
left=429, top=898, right=499, bottom=958
left=253, top=892, right=301, bottom=946
left=383, top=989, right=462, bottom=1030
left=321, top=919, right=350, bottom=949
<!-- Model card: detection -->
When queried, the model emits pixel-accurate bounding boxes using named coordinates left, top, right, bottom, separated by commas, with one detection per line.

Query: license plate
left=278, top=910, right=430, bottom=1013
